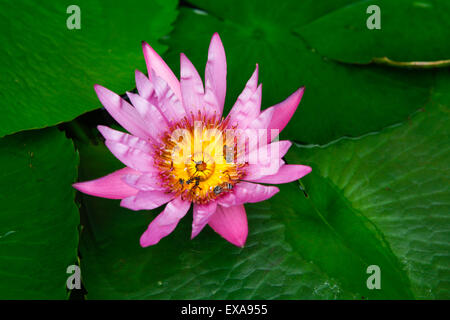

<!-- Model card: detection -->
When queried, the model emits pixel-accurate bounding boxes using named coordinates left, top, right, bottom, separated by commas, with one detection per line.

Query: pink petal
left=191, top=201, right=218, bottom=239
left=271, top=140, right=292, bottom=162
left=243, top=108, right=277, bottom=151
left=246, top=106, right=274, bottom=130
left=245, top=159, right=285, bottom=181
left=246, top=140, right=292, bottom=165
left=266, top=87, right=305, bottom=141
left=249, top=164, right=312, bottom=184
left=73, top=167, right=139, bottom=199
left=180, top=53, right=205, bottom=120
left=121, top=190, right=174, bottom=211
left=228, top=84, right=262, bottom=129
left=218, top=182, right=279, bottom=207
left=135, top=70, right=154, bottom=100
left=123, top=173, right=165, bottom=191
left=97, top=125, right=152, bottom=153
left=227, top=65, right=259, bottom=128
left=140, top=197, right=191, bottom=247
left=94, top=85, right=151, bottom=140
left=104, top=140, right=156, bottom=173
left=235, top=65, right=258, bottom=102
left=203, top=78, right=221, bottom=119
left=205, top=32, right=227, bottom=114
left=142, top=41, right=182, bottom=101
left=278, top=140, right=292, bottom=158
left=208, top=205, right=248, bottom=247
left=127, top=92, right=169, bottom=138
left=151, top=74, right=187, bottom=124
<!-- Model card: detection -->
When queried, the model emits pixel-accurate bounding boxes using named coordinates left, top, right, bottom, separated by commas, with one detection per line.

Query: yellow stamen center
left=154, top=115, right=246, bottom=204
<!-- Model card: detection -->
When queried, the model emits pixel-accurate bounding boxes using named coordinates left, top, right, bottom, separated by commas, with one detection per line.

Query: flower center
left=154, top=115, right=246, bottom=204
left=195, top=161, right=207, bottom=172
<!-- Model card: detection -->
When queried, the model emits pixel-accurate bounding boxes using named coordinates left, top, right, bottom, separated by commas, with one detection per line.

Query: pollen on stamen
left=152, top=112, right=246, bottom=204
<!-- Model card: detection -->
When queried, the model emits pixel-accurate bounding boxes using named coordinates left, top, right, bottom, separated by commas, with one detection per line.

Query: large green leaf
left=162, top=2, right=440, bottom=145
left=0, top=127, right=80, bottom=299
left=287, top=104, right=450, bottom=299
left=298, top=0, right=450, bottom=65
left=77, top=94, right=448, bottom=299
left=0, top=0, right=178, bottom=137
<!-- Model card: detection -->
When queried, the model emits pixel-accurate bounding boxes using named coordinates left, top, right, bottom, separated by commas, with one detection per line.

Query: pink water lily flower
left=73, top=33, right=311, bottom=248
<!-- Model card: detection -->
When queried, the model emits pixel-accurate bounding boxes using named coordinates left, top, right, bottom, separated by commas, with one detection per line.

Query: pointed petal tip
left=249, top=164, right=312, bottom=184
left=285, top=140, right=293, bottom=150
left=179, top=53, right=190, bottom=70
left=252, top=64, right=259, bottom=80
left=140, top=229, right=161, bottom=247
left=265, top=86, right=306, bottom=140
left=304, top=165, right=312, bottom=175
left=139, top=234, right=149, bottom=247
left=179, top=52, right=188, bottom=63
left=125, top=91, right=135, bottom=100
left=210, top=32, right=224, bottom=45
left=139, top=230, right=156, bottom=247
left=139, top=197, right=191, bottom=247
left=93, top=83, right=103, bottom=93
left=210, top=32, right=224, bottom=50
left=119, top=197, right=139, bottom=211
left=97, top=125, right=126, bottom=143
left=190, top=229, right=200, bottom=240
left=72, top=182, right=82, bottom=191
left=135, top=69, right=147, bottom=79
left=296, top=86, right=305, bottom=99
left=179, top=52, right=196, bottom=67
left=72, top=167, right=140, bottom=199
left=238, top=65, right=259, bottom=95
left=72, top=181, right=94, bottom=196
left=96, top=125, right=107, bottom=138
left=208, top=205, right=248, bottom=248
left=72, top=181, right=88, bottom=193
left=226, top=233, right=247, bottom=248
left=93, top=85, right=118, bottom=105
left=230, top=236, right=246, bottom=248
left=211, top=32, right=221, bottom=41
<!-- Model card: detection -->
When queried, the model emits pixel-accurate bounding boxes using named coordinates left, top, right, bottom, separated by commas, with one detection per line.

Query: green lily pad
left=287, top=103, right=450, bottom=299
left=0, top=127, right=80, bottom=299
left=162, top=3, right=439, bottom=145
left=0, top=0, right=178, bottom=138
left=298, top=0, right=450, bottom=65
